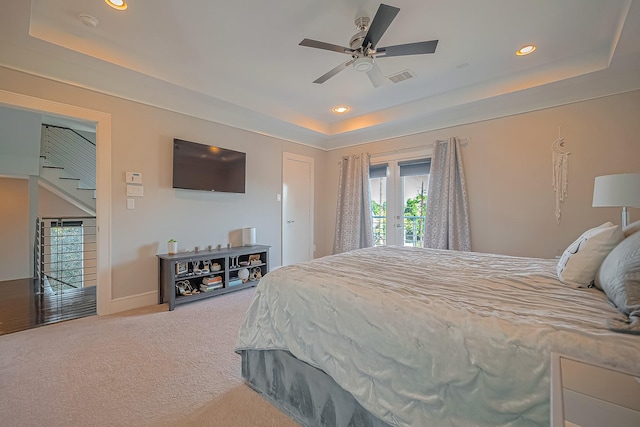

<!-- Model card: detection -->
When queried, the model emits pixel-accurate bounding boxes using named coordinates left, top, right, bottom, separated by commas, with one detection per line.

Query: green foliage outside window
left=372, top=200, right=387, bottom=246
left=50, top=225, right=83, bottom=290
left=404, top=191, right=427, bottom=246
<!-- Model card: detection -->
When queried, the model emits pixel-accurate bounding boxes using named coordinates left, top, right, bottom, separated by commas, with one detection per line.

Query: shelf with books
left=158, top=245, right=269, bottom=310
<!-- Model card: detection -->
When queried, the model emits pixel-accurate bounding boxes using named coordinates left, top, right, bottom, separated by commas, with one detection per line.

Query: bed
left=235, top=246, right=640, bottom=426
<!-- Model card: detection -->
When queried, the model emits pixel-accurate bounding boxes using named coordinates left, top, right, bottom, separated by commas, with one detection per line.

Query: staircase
left=39, top=125, right=96, bottom=216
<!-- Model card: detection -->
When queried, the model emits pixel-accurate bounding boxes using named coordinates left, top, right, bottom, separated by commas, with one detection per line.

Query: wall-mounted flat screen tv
left=172, top=138, right=246, bottom=193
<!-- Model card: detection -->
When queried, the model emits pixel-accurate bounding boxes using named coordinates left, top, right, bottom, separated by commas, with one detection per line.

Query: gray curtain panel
left=424, top=137, right=471, bottom=251
left=333, top=153, right=374, bottom=254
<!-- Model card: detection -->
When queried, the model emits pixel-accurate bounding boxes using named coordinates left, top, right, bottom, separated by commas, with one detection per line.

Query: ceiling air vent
left=387, top=69, right=416, bottom=84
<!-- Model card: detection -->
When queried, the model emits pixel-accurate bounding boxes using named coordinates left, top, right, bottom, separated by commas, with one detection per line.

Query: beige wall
left=38, top=187, right=89, bottom=218
left=323, top=90, right=640, bottom=259
left=0, top=66, right=327, bottom=302
left=0, top=106, right=41, bottom=176
left=0, top=177, right=30, bottom=281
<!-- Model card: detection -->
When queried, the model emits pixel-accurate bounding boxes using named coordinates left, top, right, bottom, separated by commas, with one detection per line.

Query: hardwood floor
left=0, top=278, right=96, bottom=336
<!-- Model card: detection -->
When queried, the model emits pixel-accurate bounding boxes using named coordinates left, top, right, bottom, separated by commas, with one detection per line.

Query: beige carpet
left=0, top=288, right=298, bottom=427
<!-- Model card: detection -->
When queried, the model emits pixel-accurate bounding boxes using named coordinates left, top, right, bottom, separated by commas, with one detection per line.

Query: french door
left=370, top=156, right=430, bottom=247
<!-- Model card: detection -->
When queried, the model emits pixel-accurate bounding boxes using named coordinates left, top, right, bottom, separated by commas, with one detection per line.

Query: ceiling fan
left=299, top=3, right=438, bottom=88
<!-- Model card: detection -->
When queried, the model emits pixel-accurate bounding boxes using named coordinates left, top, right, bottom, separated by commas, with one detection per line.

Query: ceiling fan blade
left=366, top=62, right=387, bottom=88
left=313, top=59, right=356, bottom=84
left=363, top=4, right=400, bottom=49
left=299, top=38, right=354, bottom=55
left=376, top=40, right=439, bottom=57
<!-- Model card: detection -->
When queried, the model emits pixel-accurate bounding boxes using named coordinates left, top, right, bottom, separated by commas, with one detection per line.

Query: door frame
left=281, top=152, right=314, bottom=266
left=0, top=89, right=112, bottom=315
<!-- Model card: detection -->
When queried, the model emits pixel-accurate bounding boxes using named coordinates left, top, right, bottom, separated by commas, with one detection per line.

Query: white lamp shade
left=592, top=173, right=640, bottom=207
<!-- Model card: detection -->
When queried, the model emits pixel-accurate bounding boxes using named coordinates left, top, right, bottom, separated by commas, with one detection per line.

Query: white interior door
left=282, top=152, right=314, bottom=266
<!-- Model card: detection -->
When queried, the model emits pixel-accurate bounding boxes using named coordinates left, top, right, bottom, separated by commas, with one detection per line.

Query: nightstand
left=551, top=353, right=640, bottom=427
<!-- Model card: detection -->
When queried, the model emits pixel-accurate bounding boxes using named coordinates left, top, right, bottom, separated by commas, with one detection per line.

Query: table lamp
left=592, top=173, right=640, bottom=228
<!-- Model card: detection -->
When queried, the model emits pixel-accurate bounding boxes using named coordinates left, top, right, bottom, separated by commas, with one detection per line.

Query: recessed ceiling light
left=105, top=0, right=127, bottom=10
left=333, top=106, right=350, bottom=114
left=516, top=44, right=536, bottom=56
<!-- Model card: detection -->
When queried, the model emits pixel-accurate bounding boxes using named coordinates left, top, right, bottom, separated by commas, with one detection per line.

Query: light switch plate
left=126, top=184, right=144, bottom=197
left=126, top=171, right=143, bottom=184
left=127, top=198, right=135, bottom=209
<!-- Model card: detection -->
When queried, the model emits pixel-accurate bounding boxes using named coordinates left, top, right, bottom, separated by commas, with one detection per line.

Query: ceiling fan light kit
left=299, top=3, right=438, bottom=87
left=353, top=57, right=374, bottom=72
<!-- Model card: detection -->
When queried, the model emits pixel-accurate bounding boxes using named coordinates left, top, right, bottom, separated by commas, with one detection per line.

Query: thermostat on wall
left=126, top=171, right=143, bottom=184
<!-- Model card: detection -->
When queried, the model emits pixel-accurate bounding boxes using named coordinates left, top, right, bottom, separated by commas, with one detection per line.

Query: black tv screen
left=172, top=138, right=246, bottom=193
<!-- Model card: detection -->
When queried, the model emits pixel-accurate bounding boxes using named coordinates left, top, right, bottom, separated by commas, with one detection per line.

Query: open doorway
left=0, top=89, right=112, bottom=335
left=0, top=108, right=99, bottom=334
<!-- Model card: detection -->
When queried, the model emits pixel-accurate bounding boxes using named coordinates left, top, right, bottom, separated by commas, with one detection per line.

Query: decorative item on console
left=176, top=280, right=199, bottom=296
left=175, top=261, right=188, bottom=275
left=243, top=227, right=257, bottom=246
left=192, top=261, right=202, bottom=274
left=249, top=267, right=262, bottom=281
left=168, top=239, right=178, bottom=255
left=238, top=268, right=250, bottom=283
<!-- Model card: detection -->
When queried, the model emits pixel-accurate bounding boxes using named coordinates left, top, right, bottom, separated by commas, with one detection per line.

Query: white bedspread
left=235, top=246, right=640, bottom=426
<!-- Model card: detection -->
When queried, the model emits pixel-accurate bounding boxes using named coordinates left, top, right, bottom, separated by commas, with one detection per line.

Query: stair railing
left=41, top=124, right=96, bottom=190
left=35, top=216, right=97, bottom=294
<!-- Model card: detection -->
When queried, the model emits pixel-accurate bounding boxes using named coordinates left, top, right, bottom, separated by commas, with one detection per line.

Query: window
left=49, top=220, right=84, bottom=291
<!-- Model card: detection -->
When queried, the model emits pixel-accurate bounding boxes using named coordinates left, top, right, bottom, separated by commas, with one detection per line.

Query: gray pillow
left=595, top=231, right=640, bottom=316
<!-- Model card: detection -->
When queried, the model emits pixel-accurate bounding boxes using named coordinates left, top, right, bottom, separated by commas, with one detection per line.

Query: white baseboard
left=108, top=290, right=158, bottom=314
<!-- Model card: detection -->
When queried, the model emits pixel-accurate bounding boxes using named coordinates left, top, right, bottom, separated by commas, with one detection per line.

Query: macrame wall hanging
left=551, top=128, right=570, bottom=224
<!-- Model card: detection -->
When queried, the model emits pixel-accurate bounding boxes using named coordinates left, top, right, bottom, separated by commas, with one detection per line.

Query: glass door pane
left=370, top=174, right=387, bottom=247
left=402, top=174, right=428, bottom=247
left=50, top=222, right=84, bottom=291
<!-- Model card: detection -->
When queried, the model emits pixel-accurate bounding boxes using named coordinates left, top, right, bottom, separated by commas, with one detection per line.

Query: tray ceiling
left=1, top=0, right=639, bottom=149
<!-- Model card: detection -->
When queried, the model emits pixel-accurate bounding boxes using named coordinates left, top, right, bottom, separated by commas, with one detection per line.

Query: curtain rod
left=370, top=144, right=433, bottom=158
left=370, top=137, right=469, bottom=158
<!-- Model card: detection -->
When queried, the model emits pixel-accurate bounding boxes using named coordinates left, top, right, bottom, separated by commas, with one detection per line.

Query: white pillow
left=557, top=222, right=624, bottom=287
left=623, top=220, right=640, bottom=238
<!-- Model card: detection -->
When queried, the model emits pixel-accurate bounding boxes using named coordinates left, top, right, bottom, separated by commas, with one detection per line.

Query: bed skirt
left=240, top=349, right=391, bottom=427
